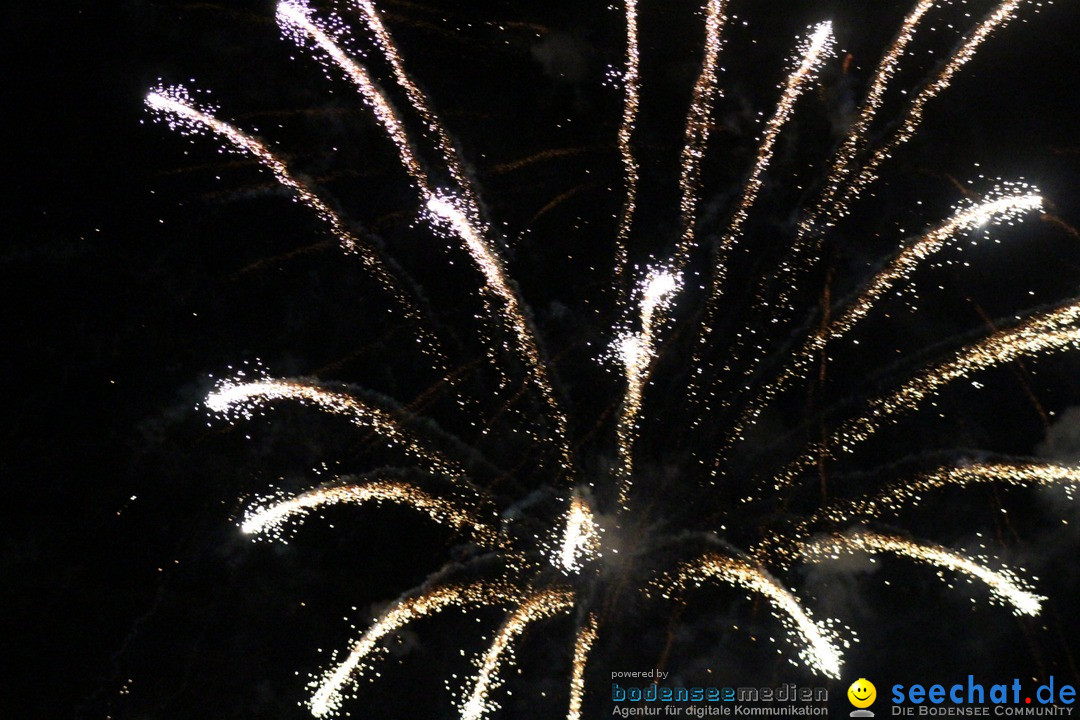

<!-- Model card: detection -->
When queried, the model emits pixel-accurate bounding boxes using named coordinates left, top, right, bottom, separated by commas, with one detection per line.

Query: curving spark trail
left=839, top=0, right=1026, bottom=216
left=352, top=0, right=482, bottom=220
left=720, top=191, right=1043, bottom=473
left=426, top=197, right=573, bottom=472
left=780, top=0, right=943, bottom=282
left=773, top=301, right=1080, bottom=490
left=707, top=21, right=834, bottom=300
left=799, top=532, right=1044, bottom=616
left=308, top=582, right=524, bottom=718
left=810, top=0, right=942, bottom=222
left=568, top=615, right=599, bottom=720
left=460, top=587, right=576, bottom=720
left=145, top=86, right=438, bottom=354
left=277, top=1, right=572, bottom=469
left=661, top=553, right=843, bottom=679
left=277, top=0, right=428, bottom=187
left=239, top=478, right=496, bottom=544
left=616, top=270, right=681, bottom=508
left=691, top=21, right=834, bottom=407
left=817, top=461, right=1080, bottom=524
left=207, top=378, right=464, bottom=480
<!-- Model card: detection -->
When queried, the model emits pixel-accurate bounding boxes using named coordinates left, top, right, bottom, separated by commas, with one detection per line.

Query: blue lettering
left=1037, top=677, right=1055, bottom=705
left=968, top=676, right=984, bottom=704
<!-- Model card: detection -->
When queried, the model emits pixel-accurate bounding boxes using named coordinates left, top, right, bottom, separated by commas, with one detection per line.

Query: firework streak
left=798, top=532, right=1044, bottom=616
left=612, top=0, right=641, bottom=302
left=308, top=582, right=524, bottom=717
left=239, top=478, right=496, bottom=544
left=658, top=553, right=843, bottom=678
left=145, top=86, right=440, bottom=355
left=277, top=0, right=572, bottom=469
left=720, top=191, right=1043, bottom=476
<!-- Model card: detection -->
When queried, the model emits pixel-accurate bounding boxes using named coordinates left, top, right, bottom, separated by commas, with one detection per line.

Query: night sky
left=6, top=1, right=1080, bottom=718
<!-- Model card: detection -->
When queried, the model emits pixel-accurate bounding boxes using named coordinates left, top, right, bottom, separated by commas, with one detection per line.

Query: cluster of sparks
left=149, top=0, right=1076, bottom=718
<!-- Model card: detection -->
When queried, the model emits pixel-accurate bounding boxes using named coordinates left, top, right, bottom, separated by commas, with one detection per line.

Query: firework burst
left=149, top=0, right=1076, bottom=717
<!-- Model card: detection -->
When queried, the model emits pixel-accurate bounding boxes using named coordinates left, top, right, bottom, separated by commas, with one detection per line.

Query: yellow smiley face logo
left=848, top=678, right=877, bottom=708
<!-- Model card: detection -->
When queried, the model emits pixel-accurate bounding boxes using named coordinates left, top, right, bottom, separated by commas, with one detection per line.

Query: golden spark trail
left=708, top=22, right=833, bottom=301
left=277, top=0, right=429, bottom=189
left=145, top=87, right=437, bottom=352
left=806, top=0, right=940, bottom=230
left=353, top=0, right=482, bottom=219
left=616, top=270, right=681, bottom=509
left=773, top=1, right=1021, bottom=316
left=206, top=378, right=464, bottom=479
left=308, top=582, right=523, bottom=718
left=557, top=495, right=602, bottom=573
left=722, top=192, right=1042, bottom=472
left=800, top=532, right=1044, bottom=616
left=240, top=479, right=496, bottom=543
left=673, top=0, right=728, bottom=266
left=771, top=0, right=941, bottom=312
left=826, top=193, right=1043, bottom=342
left=661, top=553, right=843, bottom=678
left=773, top=301, right=1080, bottom=490
left=568, top=615, right=599, bottom=720
left=612, top=0, right=640, bottom=300
left=278, top=2, right=572, bottom=467
left=460, top=587, right=576, bottom=720
left=690, top=22, right=832, bottom=415
left=427, top=197, right=573, bottom=472
left=817, top=462, right=1080, bottom=524
left=840, top=0, right=1025, bottom=213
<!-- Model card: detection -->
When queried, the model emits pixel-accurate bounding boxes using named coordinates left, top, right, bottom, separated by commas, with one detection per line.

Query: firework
left=674, top=0, right=729, bottom=268
left=612, top=0, right=641, bottom=300
left=774, top=301, right=1080, bottom=491
left=842, top=0, right=1028, bottom=214
left=145, top=86, right=438, bottom=355
left=616, top=269, right=681, bottom=508
left=278, top=1, right=571, bottom=465
left=826, top=461, right=1080, bottom=522
left=556, top=494, right=603, bottom=573
left=148, top=0, right=1078, bottom=717
left=722, top=189, right=1043, bottom=473
left=706, top=21, right=834, bottom=299
left=459, top=587, right=576, bottom=720
left=239, top=477, right=496, bottom=544
left=206, top=378, right=465, bottom=480
left=657, top=553, right=844, bottom=678
left=797, top=532, right=1044, bottom=617
left=309, top=581, right=524, bottom=718
left=568, top=615, right=599, bottom=720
